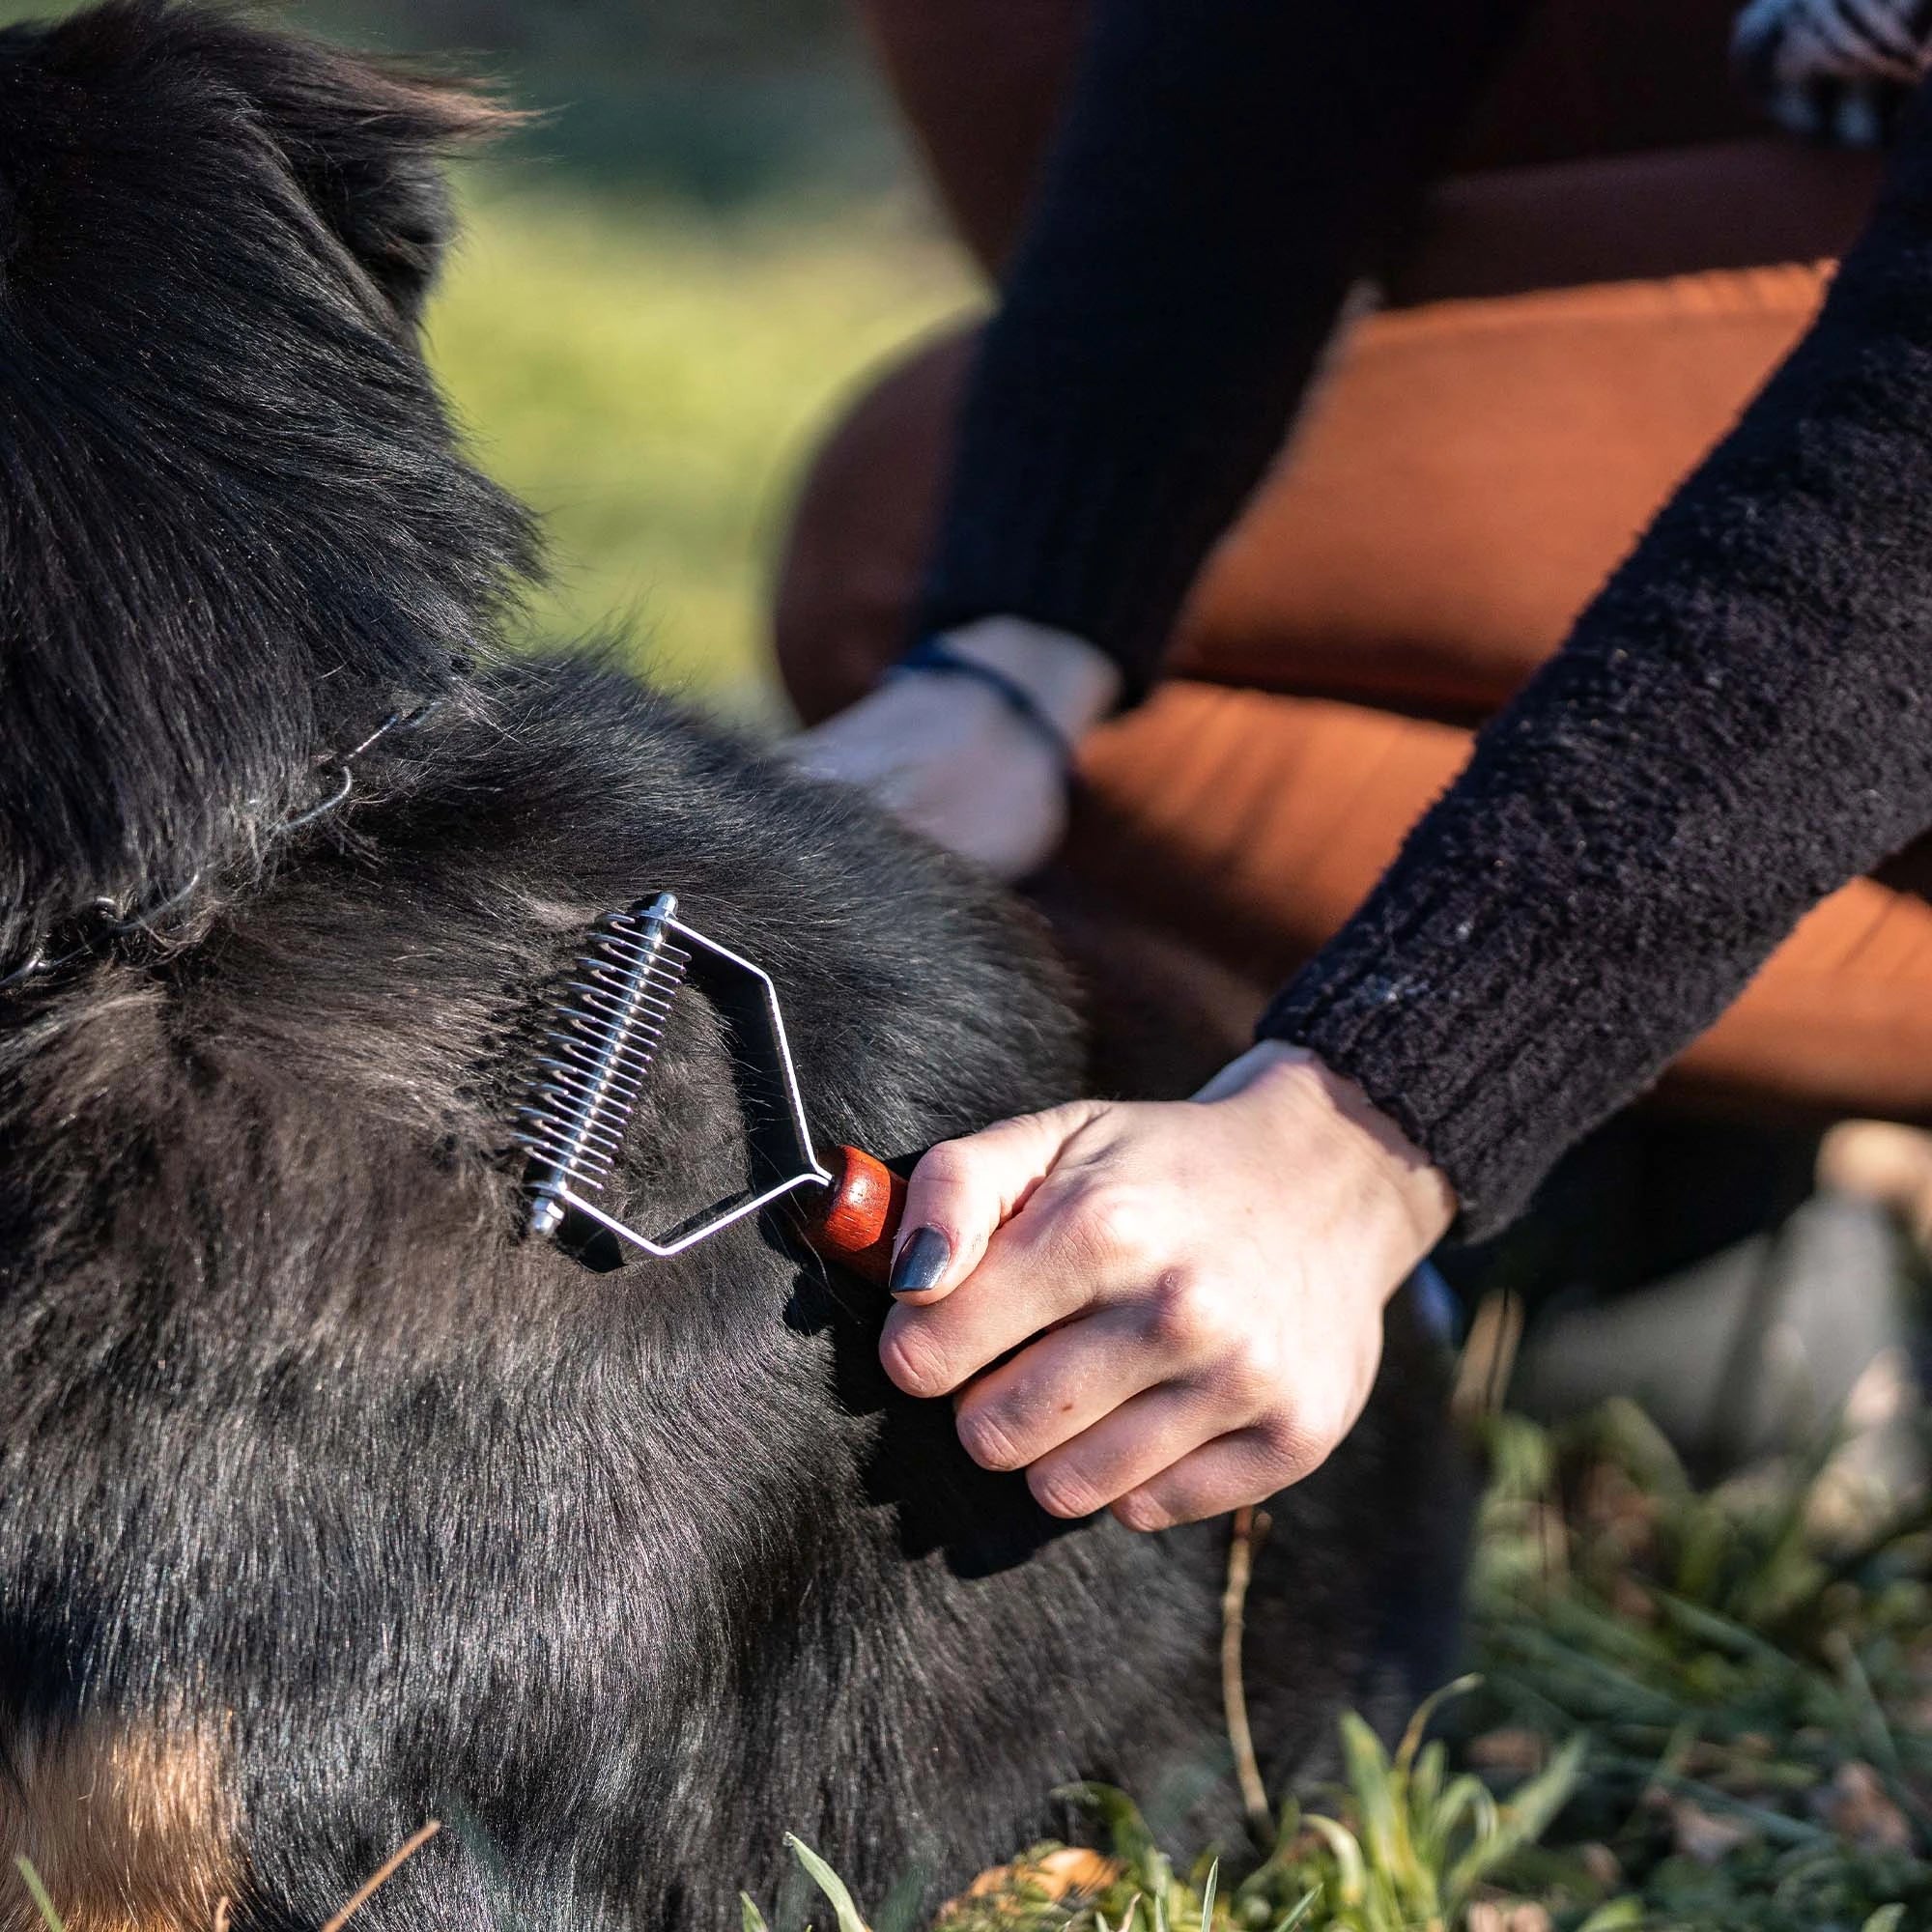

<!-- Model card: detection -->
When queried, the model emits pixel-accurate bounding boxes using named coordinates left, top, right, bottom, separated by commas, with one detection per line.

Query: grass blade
left=1337, top=1711, right=1405, bottom=1878
left=1444, top=1735, right=1584, bottom=1901
left=1576, top=1901, right=1646, bottom=1930
left=1057, top=1783, right=1162, bottom=1874
left=1393, top=1674, right=1481, bottom=1778
left=1305, top=1816, right=1366, bottom=1910
left=13, top=1861, right=64, bottom=1932
left=1270, top=1889, right=1321, bottom=1931
left=319, top=1820, right=442, bottom=1932
left=783, top=1835, right=871, bottom=1932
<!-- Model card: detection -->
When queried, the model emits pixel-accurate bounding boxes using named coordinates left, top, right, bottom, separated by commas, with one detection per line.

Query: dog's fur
left=0, top=7, right=1468, bottom=1927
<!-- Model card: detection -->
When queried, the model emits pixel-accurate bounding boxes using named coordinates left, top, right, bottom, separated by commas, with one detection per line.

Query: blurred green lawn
left=0, top=0, right=979, bottom=722
left=432, top=184, right=970, bottom=724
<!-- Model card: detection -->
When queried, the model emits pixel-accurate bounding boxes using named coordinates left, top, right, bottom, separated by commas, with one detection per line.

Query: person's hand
left=880, top=1042, right=1456, bottom=1527
left=787, top=617, right=1121, bottom=879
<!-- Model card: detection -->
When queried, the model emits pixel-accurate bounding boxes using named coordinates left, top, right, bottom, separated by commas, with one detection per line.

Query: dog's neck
left=0, top=346, right=535, bottom=973
left=0, top=630, right=477, bottom=980
left=0, top=0, right=541, bottom=983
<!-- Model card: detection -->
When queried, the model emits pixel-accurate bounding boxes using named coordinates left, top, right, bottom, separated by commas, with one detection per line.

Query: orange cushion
left=1068, top=684, right=1932, bottom=1122
left=1171, top=263, right=1833, bottom=719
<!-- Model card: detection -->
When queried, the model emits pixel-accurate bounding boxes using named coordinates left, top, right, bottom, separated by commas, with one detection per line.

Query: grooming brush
left=512, top=892, right=908, bottom=1285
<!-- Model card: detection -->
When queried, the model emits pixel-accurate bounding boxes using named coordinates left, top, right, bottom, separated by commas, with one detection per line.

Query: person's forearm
left=1264, top=78, right=1932, bottom=1239
left=914, top=0, right=1537, bottom=698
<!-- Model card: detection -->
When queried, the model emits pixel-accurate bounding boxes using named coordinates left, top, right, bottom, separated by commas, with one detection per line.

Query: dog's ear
left=205, top=27, right=519, bottom=328
left=3, top=8, right=513, bottom=326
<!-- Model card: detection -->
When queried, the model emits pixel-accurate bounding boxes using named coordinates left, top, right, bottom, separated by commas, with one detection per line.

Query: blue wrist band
left=886, top=635, right=1079, bottom=770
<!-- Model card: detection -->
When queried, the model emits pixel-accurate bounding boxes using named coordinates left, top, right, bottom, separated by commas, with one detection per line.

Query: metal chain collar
left=0, top=694, right=450, bottom=995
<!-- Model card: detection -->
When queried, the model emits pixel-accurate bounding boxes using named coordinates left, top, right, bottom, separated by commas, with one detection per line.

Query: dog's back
left=0, top=8, right=1466, bottom=1928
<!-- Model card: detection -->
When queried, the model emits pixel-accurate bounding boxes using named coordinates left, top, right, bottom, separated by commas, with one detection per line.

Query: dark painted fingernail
left=890, top=1226, right=952, bottom=1296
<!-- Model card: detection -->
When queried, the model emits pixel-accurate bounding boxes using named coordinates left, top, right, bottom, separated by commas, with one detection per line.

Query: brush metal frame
left=520, top=892, right=832, bottom=1270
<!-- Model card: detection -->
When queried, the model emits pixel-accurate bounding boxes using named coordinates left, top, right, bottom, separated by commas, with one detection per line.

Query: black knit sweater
left=915, top=0, right=1533, bottom=696
left=913, top=1, right=1932, bottom=1237
left=1265, top=133, right=1932, bottom=1236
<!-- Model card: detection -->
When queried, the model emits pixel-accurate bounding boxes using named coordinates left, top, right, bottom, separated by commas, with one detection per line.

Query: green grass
left=753, top=1402, right=1932, bottom=1932
left=429, top=180, right=973, bottom=722
left=1461, top=1402, right=1932, bottom=1929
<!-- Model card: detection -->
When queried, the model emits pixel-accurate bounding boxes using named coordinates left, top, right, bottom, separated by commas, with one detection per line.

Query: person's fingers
left=886, top=1104, right=1100, bottom=1304
left=950, top=1305, right=1172, bottom=1472
left=1109, top=1427, right=1314, bottom=1532
left=888, top=1131, right=1277, bottom=1400
left=1024, top=1381, right=1239, bottom=1520
left=878, top=1188, right=1108, bottom=1400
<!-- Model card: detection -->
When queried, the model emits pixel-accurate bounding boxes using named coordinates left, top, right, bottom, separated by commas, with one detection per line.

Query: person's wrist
left=936, top=616, right=1122, bottom=746
left=1198, top=1041, right=1456, bottom=1276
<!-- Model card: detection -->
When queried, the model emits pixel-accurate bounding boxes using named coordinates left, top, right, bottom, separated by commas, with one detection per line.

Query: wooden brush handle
left=799, top=1145, right=908, bottom=1288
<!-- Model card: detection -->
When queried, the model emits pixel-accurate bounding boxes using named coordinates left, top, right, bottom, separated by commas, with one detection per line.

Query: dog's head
left=0, top=1, right=535, bottom=962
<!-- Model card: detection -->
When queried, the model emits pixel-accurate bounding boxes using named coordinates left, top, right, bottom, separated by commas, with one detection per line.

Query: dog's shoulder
left=0, top=658, right=1085, bottom=1330
left=192, top=657, right=1083, bottom=1135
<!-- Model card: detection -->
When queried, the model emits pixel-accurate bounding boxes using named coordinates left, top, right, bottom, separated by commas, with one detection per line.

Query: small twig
left=1452, top=1290, right=1522, bottom=1426
left=319, top=1820, right=442, bottom=1932
left=1222, top=1504, right=1273, bottom=1837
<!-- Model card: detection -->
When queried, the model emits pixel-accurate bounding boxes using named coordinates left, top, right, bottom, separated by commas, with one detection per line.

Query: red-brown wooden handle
left=798, top=1144, right=908, bottom=1288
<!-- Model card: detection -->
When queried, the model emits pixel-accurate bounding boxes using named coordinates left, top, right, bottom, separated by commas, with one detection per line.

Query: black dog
left=0, top=6, right=1467, bottom=1928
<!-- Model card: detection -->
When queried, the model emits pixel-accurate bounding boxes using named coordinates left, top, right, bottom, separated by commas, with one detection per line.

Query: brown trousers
left=773, top=0, right=1932, bottom=1122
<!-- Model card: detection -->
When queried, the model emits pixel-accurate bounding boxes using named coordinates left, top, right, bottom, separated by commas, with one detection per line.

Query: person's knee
left=772, top=327, right=976, bottom=724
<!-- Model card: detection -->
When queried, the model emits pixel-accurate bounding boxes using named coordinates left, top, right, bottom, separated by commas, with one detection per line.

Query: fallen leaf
left=1668, top=1798, right=1757, bottom=1865
left=1466, top=1903, right=1554, bottom=1932
left=1467, top=1729, right=1548, bottom=1775
left=938, top=1848, right=1124, bottom=1922
left=1818, top=1762, right=1914, bottom=1852
left=1610, top=1575, right=1657, bottom=1624
left=1578, top=1843, right=1623, bottom=1889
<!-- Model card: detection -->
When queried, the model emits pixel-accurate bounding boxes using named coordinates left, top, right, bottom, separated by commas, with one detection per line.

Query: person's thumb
left=888, top=1102, right=1101, bottom=1302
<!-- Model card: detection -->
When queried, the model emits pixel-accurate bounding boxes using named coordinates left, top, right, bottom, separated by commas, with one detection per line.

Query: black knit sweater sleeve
left=1264, top=91, right=1932, bottom=1238
left=911, top=0, right=1533, bottom=696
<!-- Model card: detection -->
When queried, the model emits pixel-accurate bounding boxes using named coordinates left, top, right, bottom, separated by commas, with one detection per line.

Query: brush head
left=516, top=892, right=692, bottom=1242
left=511, top=891, right=832, bottom=1269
